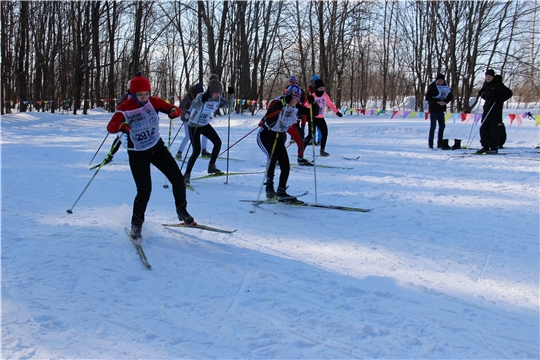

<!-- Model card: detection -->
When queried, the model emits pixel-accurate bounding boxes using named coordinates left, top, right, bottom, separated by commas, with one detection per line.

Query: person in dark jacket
left=476, top=69, right=513, bottom=154
left=107, top=73, right=195, bottom=239
left=425, top=73, right=453, bottom=149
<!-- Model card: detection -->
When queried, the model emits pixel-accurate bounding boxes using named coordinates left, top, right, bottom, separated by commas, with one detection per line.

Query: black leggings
left=128, top=139, right=187, bottom=225
left=185, top=124, right=222, bottom=174
left=304, top=117, right=329, bottom=150
left=257, top=128, right=289, bottom=189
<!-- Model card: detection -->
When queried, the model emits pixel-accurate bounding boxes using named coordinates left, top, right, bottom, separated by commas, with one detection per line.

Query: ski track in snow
left=1, top=109, right=538, bottom=358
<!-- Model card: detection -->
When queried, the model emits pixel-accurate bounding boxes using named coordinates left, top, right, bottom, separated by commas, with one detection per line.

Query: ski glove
left=201, top=91, right=211, bottom=103
left=258, top=118, right=265, bottom=127
left=307, top=95, right=315, bottom=104
left=227, top=86, right=234, bottom=95
left=336, top=111, right=343, bottom=117
left=120, top=122, right=131, bottom=133
left=284, top=94, right=293, bottom=104
left=169, top=106, right=181, bottom=119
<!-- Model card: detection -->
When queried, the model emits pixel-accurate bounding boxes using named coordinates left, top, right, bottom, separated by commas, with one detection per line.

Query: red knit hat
left=130, top=73, right=151, bottom=93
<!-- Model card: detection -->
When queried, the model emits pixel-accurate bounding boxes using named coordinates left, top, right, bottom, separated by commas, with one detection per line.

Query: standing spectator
left=304, top=79, right=342, bottom=157
left=476, top=69, right=513, bottom=154
left=106, top=73, right=194, bottom=239
left=257, top=85, right=319, bottom=202
left=184, top=74, right=234, bottom=185
left=425, top=73, right=453, bottom=149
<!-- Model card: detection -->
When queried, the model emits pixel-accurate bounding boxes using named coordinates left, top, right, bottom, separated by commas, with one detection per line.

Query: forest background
left=1, top=0, right=539, bottom=116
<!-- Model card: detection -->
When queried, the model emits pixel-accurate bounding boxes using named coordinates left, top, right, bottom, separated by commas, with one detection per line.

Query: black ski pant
left=185, top=124, right=222, bottom=175
left=428, top=111, right=445, bottom=147
left=304, top=117, right=329, bottom=150
left=479, top=118, right=499, bottom=151
left=257, top=127, right=290, bottom=189
left=128, top=139, right=187, bottom=225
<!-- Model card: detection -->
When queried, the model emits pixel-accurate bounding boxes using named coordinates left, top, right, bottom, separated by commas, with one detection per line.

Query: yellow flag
left=535, top=114, right=540, bottom=127
left=409, top=111, right=419, bottom=118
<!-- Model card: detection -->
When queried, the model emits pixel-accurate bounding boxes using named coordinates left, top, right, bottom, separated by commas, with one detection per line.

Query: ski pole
left=309, top=104, right=318, bottom=203
left=163, top=116, right=173, bottom=189
left=67, top=136, right=120, bottom=214
left=225, top=93, right=233, bottom=184
left=89, top=133, right=109, bottom=165
left=169, top=121, right=185, bottom=147
left=465, top=101, right=496, bottom=150
left=180, top=104, right=205, bottom=173
left=218, top=125, right=258, bottom=156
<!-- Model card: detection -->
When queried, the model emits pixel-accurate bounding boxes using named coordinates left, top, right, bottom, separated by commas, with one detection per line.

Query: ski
left=162, top=222, right=236, bottom=234
left=184, top=183, right=200, bottom=194
left=254, top=200, right=372, bottom=212
left=289, top=163, right=354, bottom=170
left=190, top=170, right=265, bottom=181
left=240, top=191, right=309, bottom=204
left=450, top=151, right=516, bottom=157
left=124, top=227, right=151, bottom=269
left=315, top=164, right=354, bottom=170
left=199, top=156, right=245, bottom=162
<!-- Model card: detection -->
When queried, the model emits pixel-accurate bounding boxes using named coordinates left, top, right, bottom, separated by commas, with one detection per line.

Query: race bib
left=122, top=102, right=160, bottom=151
left=190, top=100, right=219, bottom=126
left=435, top=84, right=451, bottom=100
left=315, top=97, right=327, bottom=116
left=268, top=106, right=298, bottom=132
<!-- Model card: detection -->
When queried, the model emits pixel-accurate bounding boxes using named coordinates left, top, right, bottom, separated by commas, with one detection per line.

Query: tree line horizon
left=1, top=1, right=538, bottom=116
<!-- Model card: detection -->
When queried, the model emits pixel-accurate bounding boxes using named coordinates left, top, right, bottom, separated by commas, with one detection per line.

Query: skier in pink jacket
left=304, top=79, right=342, bottom=157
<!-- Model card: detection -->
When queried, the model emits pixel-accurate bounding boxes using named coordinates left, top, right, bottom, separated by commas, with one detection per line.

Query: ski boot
left=130, top=224, right=142, bottom=240
left=277, top=187, right=302, bottom=204
left=208, top=163, right=223, bottom=174
left=297, top=157, right=313, bottom=166
left=177, top=206, right=195, bottom=225
left=201, top=149, right=212, bottom=157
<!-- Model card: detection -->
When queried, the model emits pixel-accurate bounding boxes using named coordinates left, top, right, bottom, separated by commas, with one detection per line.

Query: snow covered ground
left=1, top=107, right=539, bottom=359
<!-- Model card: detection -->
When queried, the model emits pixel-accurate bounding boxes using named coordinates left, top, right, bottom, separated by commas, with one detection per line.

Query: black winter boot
left=451, top=139, right=461, bottom=150
left=440, top=139, right=451, bottom=150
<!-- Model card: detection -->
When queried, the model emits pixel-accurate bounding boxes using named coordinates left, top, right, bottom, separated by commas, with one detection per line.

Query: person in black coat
left=425, top=73, right=453, bottom=149
left=476, top=69, right=513, bottom=154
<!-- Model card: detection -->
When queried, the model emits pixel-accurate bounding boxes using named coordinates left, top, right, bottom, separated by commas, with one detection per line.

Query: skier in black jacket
left=476, top=69, right=513, bottom=154
left=257, top=85, right=319, bottom=203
